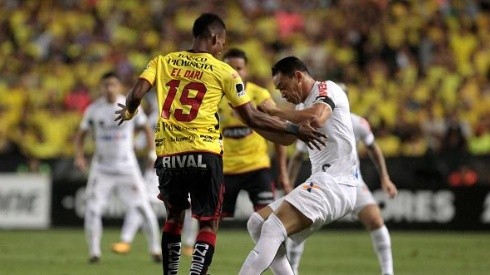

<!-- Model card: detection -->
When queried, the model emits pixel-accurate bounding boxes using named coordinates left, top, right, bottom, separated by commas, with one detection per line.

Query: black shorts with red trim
left=155, top=152, right=224, bottom=221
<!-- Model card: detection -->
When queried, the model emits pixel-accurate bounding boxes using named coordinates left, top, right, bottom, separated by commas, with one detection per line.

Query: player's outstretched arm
left=366, top=142, right=397, bottom=198
left=115, top=79, right=152, bottom=125
left=234, top=102, right=326, bottom=150
left=74, top=129, right=88, bottom=172
left=264, top=102, right=331, bottom=129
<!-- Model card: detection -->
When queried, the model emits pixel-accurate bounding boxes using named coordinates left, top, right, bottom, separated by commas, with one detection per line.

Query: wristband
left=124, top=108, right=138, bottom=120
left=286, top=122, right=300, bottom=135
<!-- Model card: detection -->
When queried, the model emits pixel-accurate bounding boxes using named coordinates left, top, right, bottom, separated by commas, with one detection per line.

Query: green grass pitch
left=0, top=228, right=489, bottom=274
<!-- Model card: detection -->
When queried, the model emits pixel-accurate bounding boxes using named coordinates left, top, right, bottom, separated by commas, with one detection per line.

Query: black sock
left=161, top=222, right=182, bottom=275
left=190, top=231, right=216, bottom=275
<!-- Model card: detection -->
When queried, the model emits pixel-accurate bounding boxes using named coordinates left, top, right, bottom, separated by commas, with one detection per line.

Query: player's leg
left=181, top=208, right=198, bottom=256
left=112, top=207, right=143, bottom=254
left=116, top=172, right=162, bottom=260
left=156, top=163, right=189, bottom=275
left=354, top=183, right=393, bottom=275
left=84, top=171, right=113, bottom=262
left=359, top=204, right=393, bottom=275
left=187, top=153, right=224, bottom=275
left=240, top=200, right=310, bottom=275
left=286, top=238, right=305, bottom=275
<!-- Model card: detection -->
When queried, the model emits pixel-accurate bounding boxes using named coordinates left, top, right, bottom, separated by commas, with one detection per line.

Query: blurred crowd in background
left=0, top=0, right=489, bottom=185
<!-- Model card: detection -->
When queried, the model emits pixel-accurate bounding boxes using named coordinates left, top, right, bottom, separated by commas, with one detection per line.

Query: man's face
left=225, top=57, right=247, bottom=80
left=102, top=77, right=122, bottom=97
left=272, top=72, right=303, bottom=104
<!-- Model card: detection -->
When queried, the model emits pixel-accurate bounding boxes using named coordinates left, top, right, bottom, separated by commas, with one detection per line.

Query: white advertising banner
left=0, top=173, right=51, bottom=229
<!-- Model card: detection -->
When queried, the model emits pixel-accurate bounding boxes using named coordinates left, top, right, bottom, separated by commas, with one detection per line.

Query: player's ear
left=294, top=70, right=303, bottom=83
left=211, top=34, right=218, bottom=45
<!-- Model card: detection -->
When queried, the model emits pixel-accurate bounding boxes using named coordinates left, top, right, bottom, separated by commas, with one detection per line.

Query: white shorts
left=85, top=168, right=148, bottom=214
left=351, top=181, right=377, bottom=216
left=268, top=171, right=357, bottom=243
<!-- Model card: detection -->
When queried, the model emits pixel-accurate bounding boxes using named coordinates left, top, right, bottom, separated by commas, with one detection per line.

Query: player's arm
left=74, top=128, right=89, bottom=172
left=264, top=102, right=331, bottom=129
left=365, top=141, right=397, bottom=198
left=234, top=102, right=324, bottom=149
left=257, top=98, right=292, bottom=193
left=115, top=79, right=152, bottom=125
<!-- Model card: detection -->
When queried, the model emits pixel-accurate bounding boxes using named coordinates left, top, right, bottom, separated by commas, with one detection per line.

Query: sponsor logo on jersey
left=161, top=155, right=207, bottom=168
left=318, top=81, right=328, bottom=96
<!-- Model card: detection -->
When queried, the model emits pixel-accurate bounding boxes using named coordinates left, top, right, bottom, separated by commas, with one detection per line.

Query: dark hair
left=192, top=13, right=226, bottom=38
left=101, top=71, right=120, bottom=81
left=223, top=48, right=248, bottom=64
left=271, top=56, right=310, bottom=78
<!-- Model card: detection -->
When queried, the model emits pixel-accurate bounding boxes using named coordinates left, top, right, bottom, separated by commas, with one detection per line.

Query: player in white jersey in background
left=287, top=108, right=397, bottom=275
left=239, top=56, right=360, bottom=275
left=74, top=72, right=161, bottom=263
left=110, top=94, right=164, bottom=260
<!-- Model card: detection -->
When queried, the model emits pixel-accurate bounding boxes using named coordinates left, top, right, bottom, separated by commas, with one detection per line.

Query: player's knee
left=362, top=214, right=384, bottom=231
left=247, top=212, right=265, bottom=242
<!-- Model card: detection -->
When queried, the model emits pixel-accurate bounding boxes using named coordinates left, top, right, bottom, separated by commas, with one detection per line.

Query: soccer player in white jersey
left=74, top=72, right=161, bottom=263
left=239, top=56, right=360, bottom=275
left=287, top=111, right=397, bottom=275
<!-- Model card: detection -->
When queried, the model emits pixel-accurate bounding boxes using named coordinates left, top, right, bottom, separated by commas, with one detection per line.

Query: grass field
left=0, top=228, right=489, bottom=275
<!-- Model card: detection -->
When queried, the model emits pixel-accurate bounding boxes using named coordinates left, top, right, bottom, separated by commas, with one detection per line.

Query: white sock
left=182, top=209, right=198, bottom=247
left=270, top=243, right=294, bottom=275
left=247, top=212, right=294, bottom=275
left=85, top=209, right=102, bottom=257
left=239, top=214, right=290, bottom=275
left=370, top=225, right=393, bottom=275
left=247, top=212, right=264, bottom=242
left=286, top=238, right=305, bottom=274
left=120, top=207, right=143, bottom=243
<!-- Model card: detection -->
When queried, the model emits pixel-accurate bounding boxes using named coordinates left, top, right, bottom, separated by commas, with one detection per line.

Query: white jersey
left=350, top=113, right=375, bottom=181
left=296, top=81, right=358, bottom=186
left=80, top=95, right=147, bottom=174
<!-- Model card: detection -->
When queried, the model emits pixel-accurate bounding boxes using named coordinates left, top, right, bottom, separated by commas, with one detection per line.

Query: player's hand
left=381, top=176, right=397, bottom=198
left=295, top=118, right=326, bottom=150
left=74, top=154, right=88, bottom=172
left=115, top=103, right=138, bottom=125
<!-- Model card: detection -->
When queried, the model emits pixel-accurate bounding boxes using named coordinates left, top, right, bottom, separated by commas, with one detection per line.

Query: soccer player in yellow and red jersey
left=115, top=13, right=325, bottom=275
left=220, top=48, right=291, bottom=217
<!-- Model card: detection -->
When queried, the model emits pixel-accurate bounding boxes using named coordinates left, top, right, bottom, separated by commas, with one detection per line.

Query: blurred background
left=1, top=0, right=490, bottom=231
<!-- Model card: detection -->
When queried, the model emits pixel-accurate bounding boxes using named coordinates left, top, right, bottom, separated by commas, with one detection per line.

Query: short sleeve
left=222, top=69, right=251, bottom=107
left=139, top=57, right=158, bottom=85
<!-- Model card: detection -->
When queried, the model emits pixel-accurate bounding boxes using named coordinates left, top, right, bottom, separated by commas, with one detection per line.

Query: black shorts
left=155, top=152, right=224, bottom=221
left=221, top=168, right=275, bottom=217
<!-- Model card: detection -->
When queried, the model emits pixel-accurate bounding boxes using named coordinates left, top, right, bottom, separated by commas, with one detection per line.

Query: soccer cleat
left=88, top=256, right=100, bottom=264
left=111, top=242, right=131, bottom=254
left=151, top=253, right=162, bottom=263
